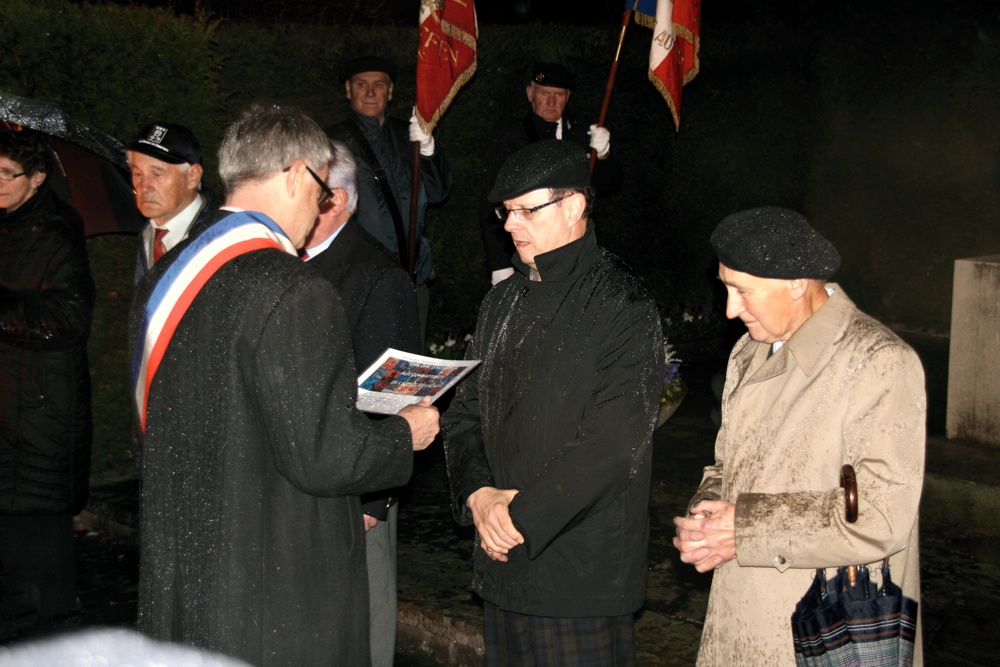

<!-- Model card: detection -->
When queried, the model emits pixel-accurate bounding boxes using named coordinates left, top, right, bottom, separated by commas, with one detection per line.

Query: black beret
left=488, top=140, right=589, bottom=202
left=710, top=207, right=841, bottom=279
left=338, top=56, right=397, bottom=82
left=529, top=62, right=576, bottom=90
left=128, top=122, right=202, bottom=165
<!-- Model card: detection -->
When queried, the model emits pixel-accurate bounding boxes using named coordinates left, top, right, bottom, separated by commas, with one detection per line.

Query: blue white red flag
left=130, top=211, right=297, bottom=432
left=629, top=0, right=701, bottom=131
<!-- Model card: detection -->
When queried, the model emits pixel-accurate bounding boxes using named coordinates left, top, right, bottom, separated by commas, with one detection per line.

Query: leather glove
left=409, top=113, right=436, bottom=156
left=588, top=124, right=611, bottom=159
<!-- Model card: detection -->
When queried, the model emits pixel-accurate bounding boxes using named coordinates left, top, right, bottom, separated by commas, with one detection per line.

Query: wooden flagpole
left=590, top=3, right=638, bottom=175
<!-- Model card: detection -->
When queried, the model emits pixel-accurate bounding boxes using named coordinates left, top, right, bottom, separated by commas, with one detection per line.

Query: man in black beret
left=478, top=62, right=623, bottom=286
left=328, top=56, right=452, bottom=346
left=673, top=207, right=926, bottom=665
left=444, top=140, right=663, bottom=665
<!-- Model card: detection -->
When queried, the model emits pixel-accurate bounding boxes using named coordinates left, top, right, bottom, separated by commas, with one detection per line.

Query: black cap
left=488, top=140, right=589, bottom=202
left=529, top=62, right=576, bottom=90
left=128, top=123, right=202, bottom=165
left=710, top=207, right=841, bottom=279
left=338, top=56, right=398, bottom=82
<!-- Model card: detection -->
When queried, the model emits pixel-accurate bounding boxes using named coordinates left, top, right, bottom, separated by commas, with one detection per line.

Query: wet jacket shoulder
left=0, top=185, right=94, bottom=515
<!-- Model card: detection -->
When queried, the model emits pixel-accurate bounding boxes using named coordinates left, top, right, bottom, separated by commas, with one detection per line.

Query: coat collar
left=742, top=284, right=853, bottom=384
left=511, top=220, right=596, bottom=283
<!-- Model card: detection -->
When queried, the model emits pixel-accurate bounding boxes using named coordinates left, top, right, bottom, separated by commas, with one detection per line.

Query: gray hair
left=218, top=103, right=332, bottom=194
left=326, top=140, right=359, bottom=215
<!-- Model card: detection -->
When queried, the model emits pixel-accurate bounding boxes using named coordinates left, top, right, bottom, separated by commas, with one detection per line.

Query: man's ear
left=330, top=187, right=349, bottom=217
left=284, top=159, right=306, bottom=200
left=387, top=82, right=394, bottom=102
left=186, top=163, right=204, bottom=190
left=564, top=192, right=587, bottom=228
left=788, top=278, right=808, bottom=301
left=344, top=79, right=353, bottom=100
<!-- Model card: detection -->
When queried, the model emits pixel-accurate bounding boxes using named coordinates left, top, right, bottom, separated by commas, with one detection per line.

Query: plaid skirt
left=483, top=601, right=637, bottom=667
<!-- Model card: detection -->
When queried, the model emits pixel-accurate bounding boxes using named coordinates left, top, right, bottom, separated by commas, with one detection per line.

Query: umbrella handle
left=840, top=464, right=858, bottom=523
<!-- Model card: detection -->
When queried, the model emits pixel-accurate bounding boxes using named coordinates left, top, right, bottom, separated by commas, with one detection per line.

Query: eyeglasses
left=305, top=165, right=334, bottom=207
left=0, top=169, right=27, bottom=182
left=283, top=164, right=334, bottom=207
left=495, top=195, right=569, bottom=222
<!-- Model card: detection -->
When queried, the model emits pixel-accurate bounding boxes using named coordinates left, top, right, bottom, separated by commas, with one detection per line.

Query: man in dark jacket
left=479, top=62, right=623, bottom=286
left=129, top=104, right=439, bottom=666
left=302, top=139, right=420, bottom=667
left=0, top=127, right=94, bottom=630
left=328, top=56, right=452, bottom=343
left=444, top=140, right=662, bottom=665
left=126, top=122, right=218, bottom=283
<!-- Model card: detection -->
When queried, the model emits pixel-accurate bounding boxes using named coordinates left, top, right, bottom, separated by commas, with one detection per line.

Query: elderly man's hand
left=588, top=124, right=611, bottom=158
left=468, top=486, right=524, bottom=563
left=672, top=500, right=737, bottom=573
left=397, top=397, right=439, bottom=450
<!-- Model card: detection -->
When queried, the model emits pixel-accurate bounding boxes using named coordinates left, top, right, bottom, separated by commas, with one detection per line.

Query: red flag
left=415, top=0, right=478, bottom=134
left=632, top=0, right=701, bottom=131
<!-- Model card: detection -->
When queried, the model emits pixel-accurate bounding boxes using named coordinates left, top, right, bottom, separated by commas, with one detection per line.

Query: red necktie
left=153, top=228, right=168, bottom=264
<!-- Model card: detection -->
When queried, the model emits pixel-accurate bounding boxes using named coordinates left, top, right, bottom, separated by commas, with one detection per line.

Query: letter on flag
left=630, top=0, right=701, bottom=131
left=415, top=0, right=478, bottom=134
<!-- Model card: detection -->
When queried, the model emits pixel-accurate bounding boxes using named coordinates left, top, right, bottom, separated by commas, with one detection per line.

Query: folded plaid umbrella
left=791, top=562, right=918, bottom=666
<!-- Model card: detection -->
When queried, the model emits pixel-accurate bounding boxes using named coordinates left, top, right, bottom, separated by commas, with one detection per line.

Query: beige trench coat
left=692, top=286, right=925, bottom=666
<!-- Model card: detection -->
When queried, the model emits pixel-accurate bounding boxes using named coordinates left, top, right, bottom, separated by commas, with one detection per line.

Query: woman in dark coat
left=0, top=127, right=94, bottom=629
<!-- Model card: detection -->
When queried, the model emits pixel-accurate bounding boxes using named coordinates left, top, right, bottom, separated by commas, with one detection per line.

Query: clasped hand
left=672, top=499, right=737, bottom=573
left=468, top=486, right=523, bottom=563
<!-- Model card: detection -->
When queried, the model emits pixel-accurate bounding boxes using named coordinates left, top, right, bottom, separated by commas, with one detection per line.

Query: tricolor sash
left=131, top=210, right=297, bottom=432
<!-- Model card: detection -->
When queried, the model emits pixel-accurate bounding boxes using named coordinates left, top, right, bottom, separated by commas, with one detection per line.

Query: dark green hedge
left=5, top=1, right=999, bottom=477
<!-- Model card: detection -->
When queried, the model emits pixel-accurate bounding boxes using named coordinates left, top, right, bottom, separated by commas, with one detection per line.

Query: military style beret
left=528, top=62, right=576, bottom=90
left=338, top=56, right=398, bottom=82
left=710, top=207, right=841, bottom=279
left=488, top=140, right=589, bottom=202
left=128, top=122, right=202, bottom=165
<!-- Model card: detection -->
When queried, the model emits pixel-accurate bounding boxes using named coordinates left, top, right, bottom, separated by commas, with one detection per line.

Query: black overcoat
left=307, top=221, right=420, bottom=518
left=444, top=225, right=663, bottom=617
left=0, top=185, right=93, bottom=516
left=129, top=212, right=414, bottom=666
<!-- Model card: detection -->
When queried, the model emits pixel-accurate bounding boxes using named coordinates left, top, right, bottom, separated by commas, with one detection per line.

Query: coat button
left=775, top=555, right=786, bottom=565
left=520, top=286, right=529, bottom=296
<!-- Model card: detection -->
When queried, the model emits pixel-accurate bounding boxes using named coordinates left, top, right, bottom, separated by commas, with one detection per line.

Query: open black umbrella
left=0, top=90, right=143, bottom=236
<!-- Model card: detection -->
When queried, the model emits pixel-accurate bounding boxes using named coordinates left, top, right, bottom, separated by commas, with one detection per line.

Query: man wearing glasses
left=444, top=140, right=663, bottom=665
left=479, top=62, right=623, bottom=286
left=129, top=104, right=439, bottom=666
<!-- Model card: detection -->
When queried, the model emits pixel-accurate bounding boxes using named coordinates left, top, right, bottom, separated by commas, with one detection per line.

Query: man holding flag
left=329, top=55, right=452, bottom=345
left=479, top=62, right=623, bottom=285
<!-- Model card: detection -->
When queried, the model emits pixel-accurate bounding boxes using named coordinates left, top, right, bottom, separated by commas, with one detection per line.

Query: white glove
left=409, top=114, right=436, bottom=156
left=588, top=124, right=611, bottom=159
left=491, top=267, right=515, bottom=286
